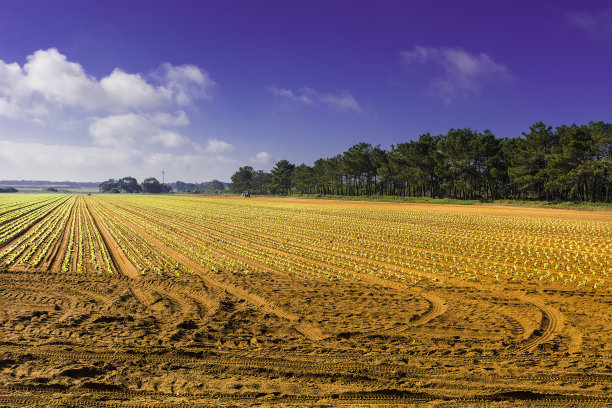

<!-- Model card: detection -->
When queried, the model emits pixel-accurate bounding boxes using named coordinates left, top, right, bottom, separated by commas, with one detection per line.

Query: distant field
left=0, top=194, right=610, bottom=406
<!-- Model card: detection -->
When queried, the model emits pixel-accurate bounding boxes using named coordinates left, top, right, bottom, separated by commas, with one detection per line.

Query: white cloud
left=203, top=138, right=234, bottom=153
left=158, top=63, right=215, bottom=105
left=149, top=111, right=190, bottom=127
left=88, top=113, right=189, bottom=148
left=268, top=86, right=363, bottom=113
left=320, top=91, right=363, bottom=113
left=0, top=48, right=246, bottom=182
left=100, top=68, right=165, bottom=110
left=401, top=46, right=511, bottom=104
left=22, top=48, right=102, bottom=110
left=567, top=7, right=612, bottom=38
left=0, top=139, right=238, bottom=182
left=0, top=48, right=214, bottom=119
left=268, top=86, right=316, bottom=105
left=249, top=151, right=272, bottom=165
left=0, top=140, right=139, bottom=169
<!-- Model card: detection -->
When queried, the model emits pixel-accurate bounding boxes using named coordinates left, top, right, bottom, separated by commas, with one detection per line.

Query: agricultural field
left=0, top=194, right=610, bottom=407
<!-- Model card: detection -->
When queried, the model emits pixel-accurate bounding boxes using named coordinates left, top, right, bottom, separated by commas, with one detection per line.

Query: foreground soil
left=0, top=196, right=610, bottom=407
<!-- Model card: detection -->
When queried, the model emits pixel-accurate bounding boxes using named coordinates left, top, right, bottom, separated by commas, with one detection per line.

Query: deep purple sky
left=0, top=0, right=611, bottom=182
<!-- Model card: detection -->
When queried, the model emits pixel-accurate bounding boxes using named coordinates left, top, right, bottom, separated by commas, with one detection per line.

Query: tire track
left=514, top=298, right=563, bottom=353
left=88, top=196, right=327, bottom=342
left=96, top=196, right=447, bottom=333
left=408, top=292, right=447, bottom=325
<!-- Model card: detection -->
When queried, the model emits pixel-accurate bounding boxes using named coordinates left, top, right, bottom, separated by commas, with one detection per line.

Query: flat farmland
left=0, top=194, right=610, bottom=407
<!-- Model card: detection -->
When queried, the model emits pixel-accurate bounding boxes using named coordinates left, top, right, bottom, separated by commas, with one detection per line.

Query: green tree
left=229, top=166, right=254, bottom=193
left=508, top=122, right=558, bottom=200
left=251, top=170, right=270, bottom=194
left=0, top=186, right=18, bottom=193
left=549, top=122, right=612, bottom=201
left=142, top=177, right=170, bottom=193
left=341, top=143, right=376, bottom=195
left=99, top=178, right=118, bottom=193
left=207, top=179, right=226, bottom=193
left=117, top=176, right=142, bottom=193
left=292, top=164, right=314, bottom=194
left=270, top=160, right=295, bottom=195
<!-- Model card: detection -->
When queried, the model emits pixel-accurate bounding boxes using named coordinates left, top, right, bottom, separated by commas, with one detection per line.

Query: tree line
left=0, top=186, right=18, bottom=193
left=172, top=180, right=226, bottom=193
left=230, top=121, right=611, bottom=202
left=99, top=177, right=171, bottom=194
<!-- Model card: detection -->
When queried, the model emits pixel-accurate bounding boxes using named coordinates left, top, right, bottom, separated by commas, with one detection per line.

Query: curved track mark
left=514, top=298, right=564, bottom=353
left=409, top=292, right=447, bottom=325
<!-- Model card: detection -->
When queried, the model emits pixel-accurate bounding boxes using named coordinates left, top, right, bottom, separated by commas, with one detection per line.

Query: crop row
left=0, top=196, right=74, bottom=267
left=1, top=194, right=609, bottom=292
left=94, top=196, right=611, bottom=290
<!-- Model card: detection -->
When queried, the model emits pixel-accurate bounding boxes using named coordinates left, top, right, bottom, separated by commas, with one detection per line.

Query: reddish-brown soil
left=0, top=196, right=610, bottom=407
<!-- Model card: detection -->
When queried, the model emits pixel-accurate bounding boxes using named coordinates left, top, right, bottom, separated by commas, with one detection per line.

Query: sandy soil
left=0, top=196, right=610, bottom=407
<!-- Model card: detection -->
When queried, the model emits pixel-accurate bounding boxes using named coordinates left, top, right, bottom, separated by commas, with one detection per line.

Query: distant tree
left=250, top=170, right=270, bottom=194
left=229, top=166, right=254, bottom=193
left=198, top=179, right=226, bottom=193
left=341, top=143, right=376, bottom=195
left=549, top=122, right=612, bottom=202
left=292, top=164, right=314, bottom=194
left=208, top=179, right=226, bottom=192
left=0, top=186, right=18, bottom=193
left=508, top=122, right=558, bottom=200
left=388, top=142, right=418, bottom=197
left=141, top=177, right=171, bottom=193
left=174, top=181, right=192, bottom=192
left=371, top=146, right=389, bottom=195
left=117, top=176, right=142, bottom=193
left=44, top=187, right=59, bottom=192
left=99, top=179, right=118, bottom=193
left=270, top=160, right=295, bottom=195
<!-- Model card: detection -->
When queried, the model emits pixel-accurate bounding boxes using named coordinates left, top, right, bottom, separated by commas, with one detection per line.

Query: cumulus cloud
left=0, top=48, right=244, bottom=181
left=0, top=48, right=214, bottom=119
left=248, top=151, right=272, bottom=165
left=149, top=111, right=190, bottom=127
left=268, top=86, right=363, bottom=113
left=203, top=138, right=234, bottom=153
left=401, top=46, right=511, bottom=104
left=88, top=113, right=189, bottom=148
left=158, top=63, right=215, bottom=105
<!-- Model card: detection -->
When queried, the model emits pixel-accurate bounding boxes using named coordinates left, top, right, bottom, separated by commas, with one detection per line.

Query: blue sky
left=0, top=0, right=611, bottom=182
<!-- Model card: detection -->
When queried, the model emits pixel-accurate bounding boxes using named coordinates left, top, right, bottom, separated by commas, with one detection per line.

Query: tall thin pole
left=162, top=171, right=165, bottom=184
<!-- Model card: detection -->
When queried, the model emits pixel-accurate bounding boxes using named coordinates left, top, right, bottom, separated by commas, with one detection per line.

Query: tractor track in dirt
left=101, top=199, right=572, bottom=352
left=89, top=197, right=328, bottom=342
left=1, top=194, right=609, bottom=405
left=2, top=344, right=610, bottom=385
left=99, top=198, right=450, bottom=332
left=0, top=385, right=610, bottom=407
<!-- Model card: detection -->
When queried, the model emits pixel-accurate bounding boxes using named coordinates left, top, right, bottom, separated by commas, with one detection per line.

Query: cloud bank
left=0, top=48, right=237, bottom=182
